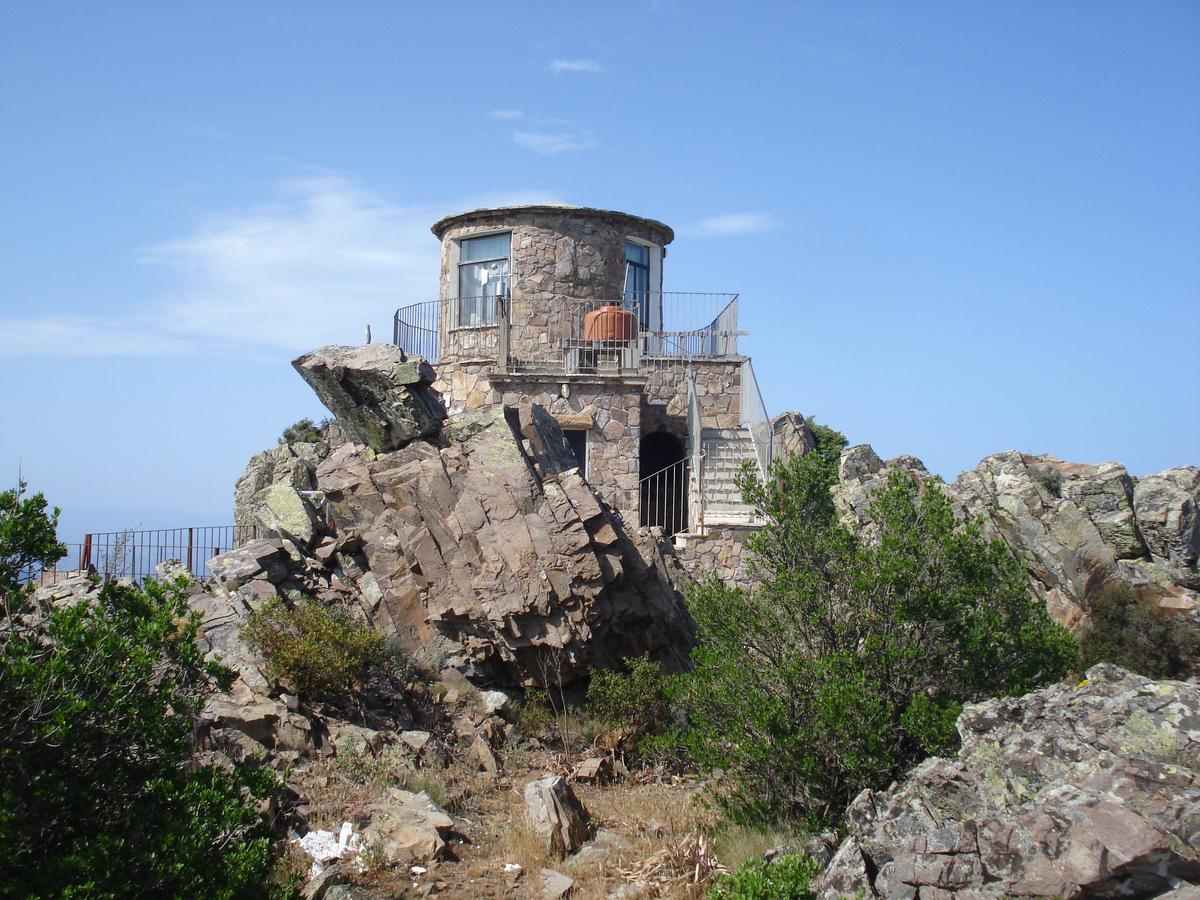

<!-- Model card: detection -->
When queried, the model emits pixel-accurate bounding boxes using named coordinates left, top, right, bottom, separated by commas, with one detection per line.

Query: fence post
left=187, top=527, right=194, bottom=576
left=497, top=295, right=510, bottom=373
left=81, top=533, right=93, bottom=573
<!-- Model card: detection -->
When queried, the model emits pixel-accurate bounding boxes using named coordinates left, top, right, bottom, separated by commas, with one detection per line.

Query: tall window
left=457, top=233, right=510, bottom=326
left=624, top=241, right=650, bottom=328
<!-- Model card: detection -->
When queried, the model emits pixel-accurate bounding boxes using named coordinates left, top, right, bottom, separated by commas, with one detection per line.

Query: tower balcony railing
left=393, top=291, right=744, bottom=373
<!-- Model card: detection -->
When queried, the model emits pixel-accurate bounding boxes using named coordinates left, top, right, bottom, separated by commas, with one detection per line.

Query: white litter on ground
left=292, top=821, right=362, bottom=878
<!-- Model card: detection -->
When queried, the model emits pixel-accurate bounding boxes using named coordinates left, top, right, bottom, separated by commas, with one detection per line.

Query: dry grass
left=710, top=823, right=807, bottom=870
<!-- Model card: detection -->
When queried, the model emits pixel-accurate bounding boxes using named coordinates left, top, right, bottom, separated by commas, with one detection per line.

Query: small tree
left=681, top=441, right=1076, bottom=825
left=280, top=418, right=323, bottom=444
left=0, top=484, right=282, bottom=897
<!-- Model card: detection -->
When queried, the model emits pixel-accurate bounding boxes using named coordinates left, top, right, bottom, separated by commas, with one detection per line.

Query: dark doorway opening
left=563, top=429, right=587, bottom=475
left=639, top=431, right=688, bottom=536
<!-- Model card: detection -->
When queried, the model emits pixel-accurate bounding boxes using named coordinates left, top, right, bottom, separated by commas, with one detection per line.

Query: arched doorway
left=639, top=431, right=689, bottom=536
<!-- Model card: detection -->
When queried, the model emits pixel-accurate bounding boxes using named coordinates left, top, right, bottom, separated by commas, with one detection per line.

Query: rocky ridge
left=814, top=663, right=1200, bottom=898
left=834, top=443, right=1199, bottom=629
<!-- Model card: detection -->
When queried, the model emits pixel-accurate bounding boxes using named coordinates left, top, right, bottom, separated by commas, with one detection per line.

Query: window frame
left=452, top=230, right=512, bottom=328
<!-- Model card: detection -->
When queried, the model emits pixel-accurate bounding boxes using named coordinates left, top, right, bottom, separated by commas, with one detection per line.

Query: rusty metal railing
left=19, top=524, right=259, bottom=587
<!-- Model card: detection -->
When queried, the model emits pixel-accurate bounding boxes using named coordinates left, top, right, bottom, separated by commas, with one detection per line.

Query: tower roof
left=431, top=204, right=674, bottom=245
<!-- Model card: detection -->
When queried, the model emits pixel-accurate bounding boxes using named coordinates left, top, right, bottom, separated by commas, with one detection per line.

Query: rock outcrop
left=833, top=445, right=1199, bottom=628
left=219, top=345, right=695, bottom=688
left=814, top=664, right=1200, bottom=898
left=292, top=344, right=446, bottom=452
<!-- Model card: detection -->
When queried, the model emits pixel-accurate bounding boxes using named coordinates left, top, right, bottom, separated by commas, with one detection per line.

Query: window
left=563, top=429, right=588, bottom=475
left=457, top=233, right=510, bottom=326
left=624, top=241, right=651, bottom=328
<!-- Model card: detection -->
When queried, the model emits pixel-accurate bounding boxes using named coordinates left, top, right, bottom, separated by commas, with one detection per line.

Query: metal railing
left=740, top=358, right=773, bottom=479
left=393, top=299, right=442, bottom=363
left=687, top=369, right=706, bottom=530
left=18, top=525, right=258, bottom=587
left=639, top=457, right=692, bottom=537
left=393, top=290, right=745, bottom=372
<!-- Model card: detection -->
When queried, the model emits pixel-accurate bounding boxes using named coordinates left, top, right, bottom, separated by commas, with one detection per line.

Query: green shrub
left=280, top=417, right=323, bottom=444
left=709, top=853, right=820, bottom=900
left=680, top=436, right=1076, bottom=825
left=1079, top=583, right=1199, bottom=678
left=587, top=654, right=672, bottom=730
left=242, top=597, right=390, bottom=698
left=0, top=483, right=283, bottom=897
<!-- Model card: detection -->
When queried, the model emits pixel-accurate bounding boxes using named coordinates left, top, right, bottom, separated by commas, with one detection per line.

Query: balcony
left=393, top=291, right=744, bottom=375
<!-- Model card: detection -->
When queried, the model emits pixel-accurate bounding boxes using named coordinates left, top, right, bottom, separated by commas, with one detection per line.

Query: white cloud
left=549, top=58, right=605, bottom=74
left=680, top=212, right=780, bottom=237
left=0, top=174, right=561, bottom=359
left=488, top=108, right=524, bottom=120
left=512, top=128, right=597, bottom=155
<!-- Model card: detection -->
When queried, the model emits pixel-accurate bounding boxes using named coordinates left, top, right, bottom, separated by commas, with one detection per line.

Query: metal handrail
left=687, top=368, right=705, bottom=532
left=740, top=358, right=773, bottom=479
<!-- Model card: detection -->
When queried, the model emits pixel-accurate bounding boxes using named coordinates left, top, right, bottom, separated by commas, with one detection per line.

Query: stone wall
left=436, top=208, right=670, bottom=368
left=671, top=526, right=755, bottom=589
left=431, top=366, right=645, bottom=519
left=643, top=360, right=744, bottom=431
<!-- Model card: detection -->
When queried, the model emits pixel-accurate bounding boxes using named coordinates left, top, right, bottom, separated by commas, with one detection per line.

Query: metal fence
left=639, top=457, right=692, bottom=538
left=393, top=290, right=745, bottom=372
left=19, top=525, right=258, bottom=587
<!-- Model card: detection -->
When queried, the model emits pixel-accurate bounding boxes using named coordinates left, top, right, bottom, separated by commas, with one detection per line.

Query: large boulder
left=814, top=664, right=1200, bottom=898
left=292, top=345, right=445, bottom=452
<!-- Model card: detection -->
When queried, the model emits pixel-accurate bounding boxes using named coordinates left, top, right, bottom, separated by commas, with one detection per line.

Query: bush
left=709, top=853, right=820, bottom=899
left=0, top=483, right=283, bottom=897
left=280, top=417, right=323, bottom=444
left=680, top=438, right=1076, bottom=825
left=587, top=654, right=672, bottom=731
left=1079, top=583, right=1199, bottom=678
left=242, top=597, right=390, bottom=698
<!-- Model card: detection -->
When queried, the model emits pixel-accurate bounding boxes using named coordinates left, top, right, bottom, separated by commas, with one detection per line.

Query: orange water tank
left=583, top=305, right=637, bottom=342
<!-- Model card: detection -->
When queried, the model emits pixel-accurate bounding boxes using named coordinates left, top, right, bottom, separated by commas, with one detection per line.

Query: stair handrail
left=740, top=358, right=772, bottom=480
left=686, top=367, right=705, bottom=532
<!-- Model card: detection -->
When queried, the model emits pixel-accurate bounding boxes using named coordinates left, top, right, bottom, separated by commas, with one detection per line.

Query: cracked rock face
left=834, top=446, right=1199, bottom=629
left=218, top=346, right=696, bottom=687
left=814, top=664, right=1200, bottom=899
left=312, top=402, right=695, bottom=684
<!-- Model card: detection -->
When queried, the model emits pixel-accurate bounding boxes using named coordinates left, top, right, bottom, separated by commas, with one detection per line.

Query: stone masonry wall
left=431, top=363, right=643, bottom=519
left=671, top=526, right=755, bottom=589
left=643, top=360, right=744, bottom=431
left=437, top=209, right=669, bottom=368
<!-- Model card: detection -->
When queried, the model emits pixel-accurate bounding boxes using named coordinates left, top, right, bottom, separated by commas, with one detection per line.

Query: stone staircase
left=700, top=427, right=762, bottom=526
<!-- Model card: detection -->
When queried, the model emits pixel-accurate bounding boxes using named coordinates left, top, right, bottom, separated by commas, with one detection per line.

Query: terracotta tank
left=583, top=305, right=637, bottom=342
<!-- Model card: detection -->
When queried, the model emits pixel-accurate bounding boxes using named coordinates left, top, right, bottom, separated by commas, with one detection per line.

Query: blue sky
left=2, top=1, right=1197, bottom=543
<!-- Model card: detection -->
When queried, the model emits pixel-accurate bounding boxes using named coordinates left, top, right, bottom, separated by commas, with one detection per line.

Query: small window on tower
left=563, top=429, right=588, bottom=475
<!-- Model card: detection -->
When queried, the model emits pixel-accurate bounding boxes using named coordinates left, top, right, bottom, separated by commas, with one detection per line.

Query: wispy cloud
left=549, top=58, right=605, bottom=74
left=681, top=212, right=780, bottom=237
left=488, top=108, right=524, bottom=120
left=0, top=175, right=559, bottom=359
left=512, top=128, right=597, bottom=155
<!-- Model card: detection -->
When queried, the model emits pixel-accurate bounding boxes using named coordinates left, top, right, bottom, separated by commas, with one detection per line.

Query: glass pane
left=457, top=259, right=508, bottom=325
left=625, top=241, right=649, bottom=264
left=460, top=233, right=511, bottom=263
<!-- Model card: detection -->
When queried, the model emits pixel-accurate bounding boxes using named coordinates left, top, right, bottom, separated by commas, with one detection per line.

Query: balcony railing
left=393, top=291, right=744, bottom=372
